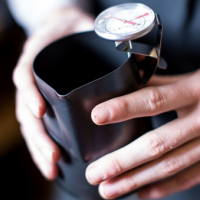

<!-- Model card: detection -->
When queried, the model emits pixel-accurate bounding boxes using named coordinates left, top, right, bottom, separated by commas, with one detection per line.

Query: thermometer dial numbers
left=105, top=17, right=145, bottom=34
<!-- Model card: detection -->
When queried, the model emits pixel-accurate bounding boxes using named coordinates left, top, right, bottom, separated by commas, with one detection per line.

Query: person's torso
left=90, top=0, right=200, bottom=74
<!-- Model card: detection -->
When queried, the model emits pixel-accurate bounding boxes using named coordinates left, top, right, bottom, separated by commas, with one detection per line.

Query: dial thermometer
left=94, top=3, right=156, bottom=41
left=94, top=3, right=166, bottom=83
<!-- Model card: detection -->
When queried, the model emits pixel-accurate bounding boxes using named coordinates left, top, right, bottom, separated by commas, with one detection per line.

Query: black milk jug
left=33, top=31, right=152, bottom=200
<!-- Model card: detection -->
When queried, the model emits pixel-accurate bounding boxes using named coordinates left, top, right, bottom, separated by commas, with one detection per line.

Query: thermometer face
left=94, top=3, right=156, bottom=41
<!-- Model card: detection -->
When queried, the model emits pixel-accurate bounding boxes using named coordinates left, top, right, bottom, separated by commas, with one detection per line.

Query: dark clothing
left=92, top=0, right=200, bottom=75
left=88, top=1, right=200, bottom=200
left=51, top=1, right=200, bottom=199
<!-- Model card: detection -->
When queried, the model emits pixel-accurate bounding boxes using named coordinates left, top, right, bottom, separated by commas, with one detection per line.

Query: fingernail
left=41, top=148, right=53, bottom=163
left=87, top=167, right=104, bottom=184
left=29, top=102, right=39, bottom=117
left=102, top=184, right=119, bottom=199
left=93, top=107, right=111, bottom=124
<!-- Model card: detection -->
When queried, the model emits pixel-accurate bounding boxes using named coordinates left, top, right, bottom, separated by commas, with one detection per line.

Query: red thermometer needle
left=111, top=17, right=136, bottom=25
left=134, top=12, right=149, bottom=19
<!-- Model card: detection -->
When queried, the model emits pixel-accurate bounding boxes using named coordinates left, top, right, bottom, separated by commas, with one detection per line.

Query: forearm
left=7, top=0, right=92, bottom=36
left=21, top=6, right=94, bottom=59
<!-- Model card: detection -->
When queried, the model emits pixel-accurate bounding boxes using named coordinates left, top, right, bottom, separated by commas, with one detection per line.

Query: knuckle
left=153, top=189, right=166, bottom=199
left=193, top=87, right=200, bottom=100
left=48, top=167, right=57, bottom=180
left=108, top=156, right=124, bottom=176
left=176, top=175, right=192, bottom=190
left=191, top=72, right=200, bottom=98
left=145, top=187, right=166, bottom=199
left=19, top=125, right=26, bottom=138
left=146, top=134, right=166, bottom=158
left=162, top=158, right=181, bottom=176
left=15, top=102, right=26, bottom=123
left=115, top=98, right=130, bottom=118
left=126, top=176, right=137, bottom=190
left=15, top=108, right=21, bottom=123
left=195, top=117, right=200, bottom=131
left=12, top=67, right=20, bottom=86
left=15, top=103, right=25, bottom=124
left=147, top=88, right=165, bottom=114
left=119, top=176, right=137, bottom=194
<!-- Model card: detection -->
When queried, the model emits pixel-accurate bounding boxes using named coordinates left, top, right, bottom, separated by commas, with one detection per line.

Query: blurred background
left=0, top=0, right=199, bottom=199
left=0, top=0, right=50, bottom=199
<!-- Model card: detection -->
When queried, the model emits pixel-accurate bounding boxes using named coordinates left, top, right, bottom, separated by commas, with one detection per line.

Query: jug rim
left=33, top=31, right=133, bottom=98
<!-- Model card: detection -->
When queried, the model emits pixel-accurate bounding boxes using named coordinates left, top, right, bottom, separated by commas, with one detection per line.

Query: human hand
left=13, top=6, right=94, bottom=180
left=86, top=69, right=200, bottom=199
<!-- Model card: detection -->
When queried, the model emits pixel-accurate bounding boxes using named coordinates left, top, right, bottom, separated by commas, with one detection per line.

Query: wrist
left=23, top=6, right=94, bottom=57
left=37, top=6, right=94, bottom=39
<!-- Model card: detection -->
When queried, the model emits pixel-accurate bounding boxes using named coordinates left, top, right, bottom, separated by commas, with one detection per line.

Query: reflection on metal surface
left=33, top=31, right=152, bottom=200
left=115, top=14, right=166, bottom=84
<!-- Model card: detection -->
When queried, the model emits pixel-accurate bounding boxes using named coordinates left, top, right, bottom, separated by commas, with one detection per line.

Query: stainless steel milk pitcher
left=33, top=31, right=152, bottom=200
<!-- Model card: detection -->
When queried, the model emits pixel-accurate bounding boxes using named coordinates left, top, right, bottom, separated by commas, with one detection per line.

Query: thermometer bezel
left=94, top=3, right=156, bottom=41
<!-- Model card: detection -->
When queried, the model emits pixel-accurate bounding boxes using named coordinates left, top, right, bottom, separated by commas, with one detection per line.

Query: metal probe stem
left=127, top=40, right=132, bottom=58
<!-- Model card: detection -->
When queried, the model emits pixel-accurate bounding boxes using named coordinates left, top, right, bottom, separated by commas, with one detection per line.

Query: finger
left=98, top=138, right=200, bottom=199
left=13, top=50, right=46, bottom=118
left=146, top=72, right=194, bottom=86
left=91, top=72, right=198, bottom=125
left=21, top=117, right=61, bottom=164
left=138, top=162, right=200, bottom=199
left=24, top=130, right=58, bottom=180
left=86, top=113, right=200, bottom=185
left=17, top=92, right=60, bottom=164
